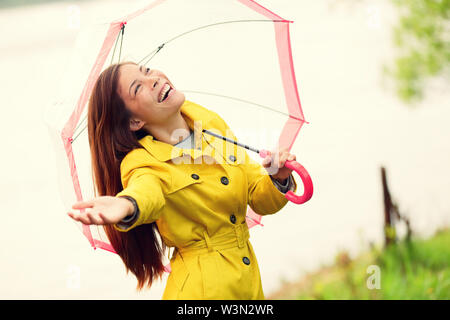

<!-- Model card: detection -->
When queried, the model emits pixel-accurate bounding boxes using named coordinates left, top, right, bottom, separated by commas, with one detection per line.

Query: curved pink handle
left=260, top=150, right=314, bottom=205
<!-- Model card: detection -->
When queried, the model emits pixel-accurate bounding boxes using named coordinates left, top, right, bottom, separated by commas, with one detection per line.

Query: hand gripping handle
left=260, top=150, right=313, bottom=205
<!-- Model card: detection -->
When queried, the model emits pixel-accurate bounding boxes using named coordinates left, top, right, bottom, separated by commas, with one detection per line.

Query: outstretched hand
left=67, top=196, right=134, bottom=225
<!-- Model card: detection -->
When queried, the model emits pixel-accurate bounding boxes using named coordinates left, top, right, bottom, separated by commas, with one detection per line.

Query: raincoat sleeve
left=114, top=148, right=166, bottom=232
left=211, top=110, right=297, bottom=215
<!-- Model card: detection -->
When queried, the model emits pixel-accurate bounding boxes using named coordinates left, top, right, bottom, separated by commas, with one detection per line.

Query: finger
left=270, top=149, right=284, bottom=168
left=279, top=151, right=296, bottom=168
left=77, top=212, right=93, bottom=225
left=275, top=147, right=288, bottom=157
left=68, top=212, right=85, bottom=224
left=262, top=155, right=271, bottom=168
left=265, top=150, right=276, bottom=165
left=68, top=211, right=92, bottom=225
left=98, top=212, right=111, bottom=225
left=87, top=212, right=103, bottom=225
left=278, top=152, right=290, bottom=168
left=72, top=200, right=95, bottom=210
left=275, top=149, right=287, bottom=163
left=287, top=153, right=296, bottom=161
left=67, top=211, right=80, bottom=222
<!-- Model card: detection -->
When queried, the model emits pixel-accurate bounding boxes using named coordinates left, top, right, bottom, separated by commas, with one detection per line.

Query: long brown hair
left=87, top=62, right=166, bottom=290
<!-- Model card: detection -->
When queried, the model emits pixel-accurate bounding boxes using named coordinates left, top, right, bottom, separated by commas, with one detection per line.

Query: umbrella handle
left=260, top=150, right=313, bottom=205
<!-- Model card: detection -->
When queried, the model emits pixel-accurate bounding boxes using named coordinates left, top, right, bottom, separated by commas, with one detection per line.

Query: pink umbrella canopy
left=45, top=0, right=309, bottom=261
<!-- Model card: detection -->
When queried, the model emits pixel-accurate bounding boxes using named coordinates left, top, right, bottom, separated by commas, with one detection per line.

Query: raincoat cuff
left=270, top=174, right=295, bottom=194
left=113, top=195, right=140, bottom=232
left=118, top=196, right=140, bottom=221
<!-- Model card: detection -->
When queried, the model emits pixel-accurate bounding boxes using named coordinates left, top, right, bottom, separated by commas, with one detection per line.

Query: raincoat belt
left=175, top=224, right=250, bottom=258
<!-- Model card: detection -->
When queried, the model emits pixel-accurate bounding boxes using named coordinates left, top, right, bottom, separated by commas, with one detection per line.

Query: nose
left=147, top=75, right=160, bottom=89
left=145, top=75, right=161, bottom=88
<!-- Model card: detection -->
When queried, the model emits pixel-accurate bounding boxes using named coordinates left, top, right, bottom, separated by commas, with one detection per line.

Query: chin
left=171, top=90, right=185, bottom=109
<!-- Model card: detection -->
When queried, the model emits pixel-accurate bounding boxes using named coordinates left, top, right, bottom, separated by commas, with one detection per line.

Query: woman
left=67, top=61, right=298, bottom=299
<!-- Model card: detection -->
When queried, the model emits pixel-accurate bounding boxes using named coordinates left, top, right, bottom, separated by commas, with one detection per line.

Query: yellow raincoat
left=114, top=100, right=297, bottom=299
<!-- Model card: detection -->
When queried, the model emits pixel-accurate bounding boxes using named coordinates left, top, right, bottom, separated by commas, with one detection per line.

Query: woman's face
left=117, top=63, right=185, bottom=130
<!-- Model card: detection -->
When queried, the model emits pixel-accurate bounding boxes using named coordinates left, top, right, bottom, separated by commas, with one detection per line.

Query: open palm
left=67, top=196, right=134, bottom=225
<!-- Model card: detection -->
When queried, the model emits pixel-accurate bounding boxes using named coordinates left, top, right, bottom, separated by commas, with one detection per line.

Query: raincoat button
left=242, top=257, right=250, bottom=265
left=229, top=155, right=237, bottom=162
left=230, top=214, right=236, bottom=224
left=191, top=173, right=199, bottom=180
left=221, top=177, right=229, bottom=185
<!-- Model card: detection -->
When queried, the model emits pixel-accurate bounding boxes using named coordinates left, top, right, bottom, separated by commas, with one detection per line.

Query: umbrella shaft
left=202, top=129, right=260, bottom=154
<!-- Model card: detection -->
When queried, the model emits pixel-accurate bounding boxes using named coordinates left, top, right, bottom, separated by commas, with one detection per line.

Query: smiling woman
left=116, top=62, right=191, bottom=145
left=128, top=66, right=173, bottom=102
left=67, top=61, right=298, bottom=299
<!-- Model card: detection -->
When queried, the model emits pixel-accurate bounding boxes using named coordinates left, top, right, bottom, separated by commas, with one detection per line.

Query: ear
left=129, top=117, right=145, bottom=132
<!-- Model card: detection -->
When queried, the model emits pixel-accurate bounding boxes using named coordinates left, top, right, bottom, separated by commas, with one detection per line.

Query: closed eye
left=134, top=67, right=150, bottom=96
left=135, top=84, right=141, bottom=95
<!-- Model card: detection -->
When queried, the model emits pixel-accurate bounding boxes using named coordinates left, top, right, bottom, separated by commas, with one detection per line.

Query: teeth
left=159, top=83, right=171, bottom=102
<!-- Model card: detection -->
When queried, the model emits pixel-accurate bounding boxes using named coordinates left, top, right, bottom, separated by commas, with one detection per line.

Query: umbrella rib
left=181, top=89, right=303, bottom=122
left=118, top=24, right=125, bottom=62
left=138, top=19, right=289, bottom=65
left=203, top=129, right=260, bottom=154
left=72, top=117, right=87, bottom=144
left=73, top=114, right=87, bottom=138
left=110, top=29, right=121, bottom=65
left=111, top=24, right=125, bottom=64
left=141, top=44, right=165, bottom=67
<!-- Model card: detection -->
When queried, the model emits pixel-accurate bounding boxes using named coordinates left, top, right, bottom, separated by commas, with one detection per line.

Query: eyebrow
left=128, top=65, right=143, bottom=98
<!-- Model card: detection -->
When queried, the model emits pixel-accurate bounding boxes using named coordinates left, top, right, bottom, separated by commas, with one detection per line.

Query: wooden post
left=381, top=166, right=395, bottom=246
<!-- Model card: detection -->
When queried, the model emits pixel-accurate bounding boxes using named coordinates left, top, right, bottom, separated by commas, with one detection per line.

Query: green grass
left=270, top=229, right=450, bottom=300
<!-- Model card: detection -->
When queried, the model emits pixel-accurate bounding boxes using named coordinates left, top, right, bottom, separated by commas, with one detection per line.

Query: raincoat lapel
left=137, top=100, right=232, bottom=165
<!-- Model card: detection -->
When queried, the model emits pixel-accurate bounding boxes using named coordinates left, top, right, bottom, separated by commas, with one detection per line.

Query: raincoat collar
left=138, top=100, right=235, bottom=164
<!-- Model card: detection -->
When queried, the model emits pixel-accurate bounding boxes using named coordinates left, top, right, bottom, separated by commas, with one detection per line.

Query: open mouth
left=158, top=83, right=173, bottom=103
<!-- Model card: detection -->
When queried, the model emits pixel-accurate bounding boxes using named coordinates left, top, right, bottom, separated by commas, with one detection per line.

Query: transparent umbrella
left=45, top=0, right=313, bottom=259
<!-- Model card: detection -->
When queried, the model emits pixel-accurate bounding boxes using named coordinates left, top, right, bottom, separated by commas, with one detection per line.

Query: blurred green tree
left=386, top=0, right=450, bottom=103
